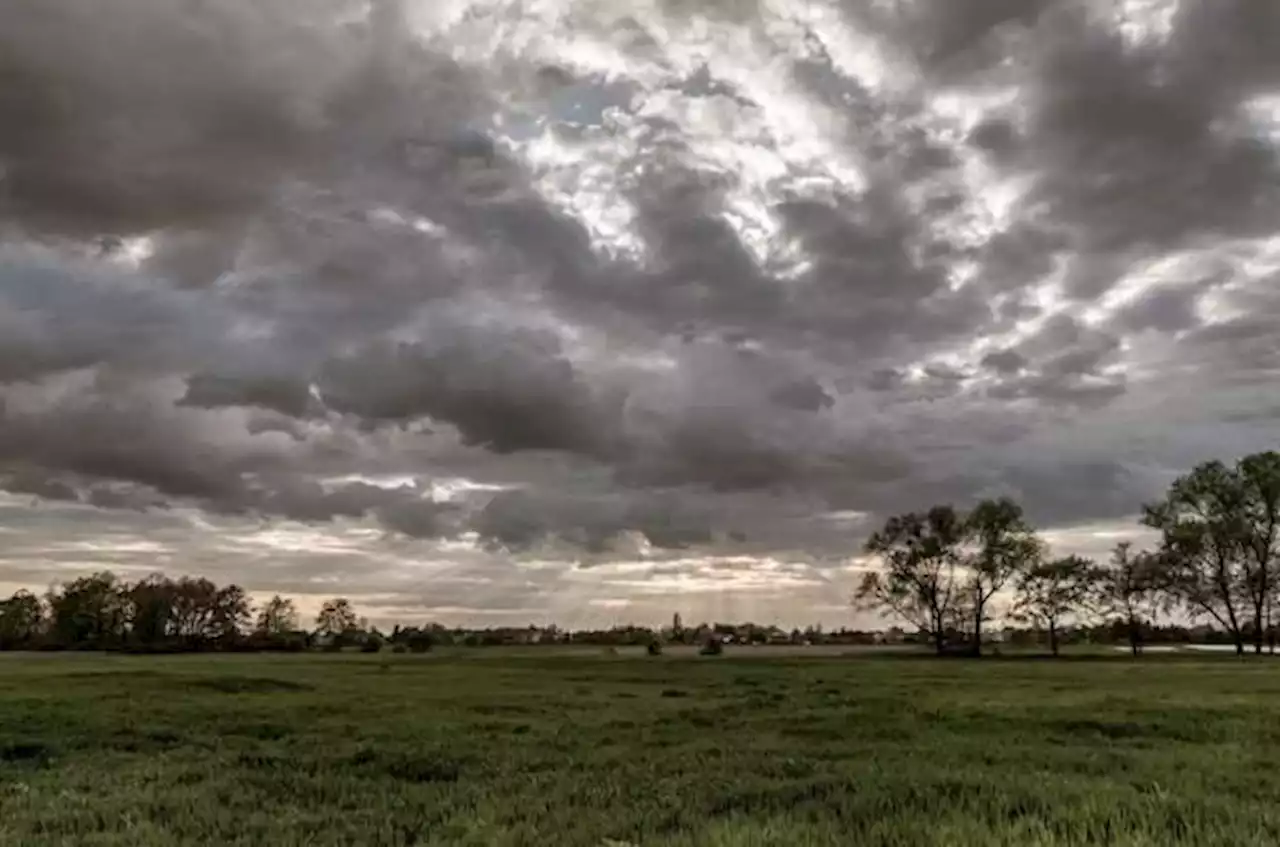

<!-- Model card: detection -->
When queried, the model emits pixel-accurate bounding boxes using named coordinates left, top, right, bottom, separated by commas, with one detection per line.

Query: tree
left=856, top=506, right=967, bottom=655
left=0, top=590, right=45, bottom=649
left=128, top=575, right=178, bottom=648
left=1012, top=556, right=1096, bottom=657
left=963, top=497, right=1041, bottom=657
left=210, top=584, right=252, bottom=643
left=1095, top=542, right=1162, bottom=657
left=47, top=572, right=129, bottom=649
left=316, top=598, right=360, bottom=645
left=1143, top=461, right=1250, bottom=654
left=255, top=595, right=300, bottom=636
left=169, top=577, right=220, bottom=643
left=1237, top=452, right=1280, bottom=653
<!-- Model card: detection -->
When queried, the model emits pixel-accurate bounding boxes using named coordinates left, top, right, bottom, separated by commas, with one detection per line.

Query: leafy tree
left=1143, top=461, right=1251, bottom=654
left=168, top=577, right=220, bottom=642
left=1237, top=452, right=1280, bottom=653
left=1095, top=542, right=1163, bottom=657
left=316, top=598, right=360, bottom=645
left=1012, top=556, right=1097, bottom=657
left=128, top=575, right=178, bottom=648
left=856, top=506, right=966, bottom=656
left=255, top=595, right=300, bottom=636
left=963, top=497, right=1041, bottom=657
left=211, top=584, right=252, bottom=643
left=0, top=590, right=45, bottom=649
left=47, top=572, right=129, bottom=649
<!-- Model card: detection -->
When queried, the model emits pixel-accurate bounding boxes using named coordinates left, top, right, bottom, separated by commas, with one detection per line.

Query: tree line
left=856, top=450, right=1280, bottom=657
left=0, top=574, right=438, bottom=654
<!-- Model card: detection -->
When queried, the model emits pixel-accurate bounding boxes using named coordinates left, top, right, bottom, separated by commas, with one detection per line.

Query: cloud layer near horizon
left=1, top=0, right=1277, bottom=623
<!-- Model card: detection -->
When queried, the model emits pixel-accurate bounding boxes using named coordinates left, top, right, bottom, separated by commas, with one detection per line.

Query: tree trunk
left=972, top=594, right=984, bottom=658
left=1049, top=621, right=1059, bottom=657
left=1128, top=614, right=1140, bottom=657
left=933, top=628, right=944, bottom=656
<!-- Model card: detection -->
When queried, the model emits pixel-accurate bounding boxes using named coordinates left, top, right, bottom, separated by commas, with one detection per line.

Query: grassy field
left=2, top=651, right=1280, bottom=846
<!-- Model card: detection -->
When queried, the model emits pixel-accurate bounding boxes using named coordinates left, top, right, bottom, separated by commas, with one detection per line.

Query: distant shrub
left=647, top=640, right=664, bottom=656
left=405, top=632, right=434, bottom=653
left=700, top=638, right=724, bottom=656
left=391, top=644, right=408, bottom=654
left=321, top=643, right=343, bottom=653
left=360, top=639, right=383, bottom=654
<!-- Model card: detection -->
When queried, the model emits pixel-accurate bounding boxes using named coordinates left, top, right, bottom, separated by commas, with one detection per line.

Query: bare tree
left=856, top=506, right=967, bottom=655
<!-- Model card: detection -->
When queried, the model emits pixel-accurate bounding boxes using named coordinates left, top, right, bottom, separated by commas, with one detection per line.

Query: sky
left=0, top=0, right=1277, bottom=629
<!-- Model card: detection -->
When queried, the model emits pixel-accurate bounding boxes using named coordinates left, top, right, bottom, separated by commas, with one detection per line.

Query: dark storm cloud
left=0, top=0, right=1278, bottom=563
left=316, top=329, right=618, bottom=456
left=1017, top=3, right=1280, bottom=254
left=0, top=0, right=485, bottom=240
left=180, top=374, right=318, bottom=419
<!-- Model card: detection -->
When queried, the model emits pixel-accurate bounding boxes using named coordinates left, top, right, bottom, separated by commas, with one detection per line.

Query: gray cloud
left=0, top=0, right=1278, bottom=589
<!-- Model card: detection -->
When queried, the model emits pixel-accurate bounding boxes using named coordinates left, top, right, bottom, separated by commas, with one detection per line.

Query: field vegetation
left=4, top=651, right=1280, bottom=846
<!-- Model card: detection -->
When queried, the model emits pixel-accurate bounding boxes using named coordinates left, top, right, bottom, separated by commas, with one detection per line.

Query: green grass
left=2, top=651, right=1280, bottom=845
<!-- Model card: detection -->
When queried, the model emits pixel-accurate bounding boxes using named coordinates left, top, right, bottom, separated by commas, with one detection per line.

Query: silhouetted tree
left=1237, top=452, right=1280, bottom=653
left=255, top=595, right=300, bottom=636
left=1095, top=543, right=1163, bottom=657
left=964, top=497, right=1041, bottom=657
left=0, top=590, right=45, bottom=649
left=316, top=598, right=360, bottom=646
left=127, top=575, right=177, bottom=649
left=1143, top=461, right=1251, bottom=654
left=211, top=584, right=251, bottom=644
left=48, top=572, right=129, bottom=649
left=1012, top=555, right=1096, bottom=657
left=856, top=506, right=966, bottom=655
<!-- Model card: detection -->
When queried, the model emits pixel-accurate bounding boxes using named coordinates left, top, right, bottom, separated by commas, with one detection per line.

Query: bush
left=360, top=639, right=383, bottom=654
left=646, top=640, right=664, bottom=656
left=406, top=632, right=434, bottom=653
left=699, top=638, right=724, bottom=656
left=391, top=644, right=408, bottom=654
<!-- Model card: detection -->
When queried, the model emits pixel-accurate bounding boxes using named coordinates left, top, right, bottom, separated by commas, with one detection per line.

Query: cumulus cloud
left=1, top=0, right=1279, bottom=621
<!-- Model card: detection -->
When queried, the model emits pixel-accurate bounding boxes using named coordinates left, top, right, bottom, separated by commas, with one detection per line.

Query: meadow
left=2, top=650, right=1279, bottom=846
